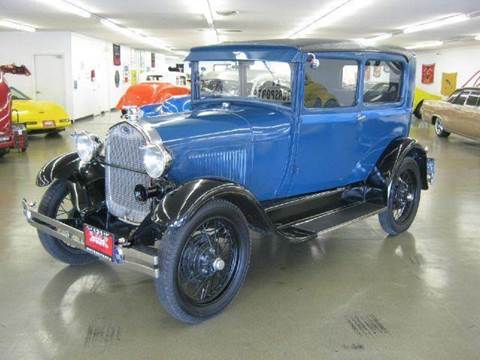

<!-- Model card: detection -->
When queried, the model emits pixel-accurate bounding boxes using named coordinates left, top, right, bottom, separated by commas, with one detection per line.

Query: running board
left=278, top=202, right=385, bottom=243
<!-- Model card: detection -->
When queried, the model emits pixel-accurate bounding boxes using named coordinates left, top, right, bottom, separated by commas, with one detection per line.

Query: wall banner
left=441, top=72, right=458, bottom=96
left=113, top=44, right=121, bottom=66
left=422, top=64, right=435, bottom=84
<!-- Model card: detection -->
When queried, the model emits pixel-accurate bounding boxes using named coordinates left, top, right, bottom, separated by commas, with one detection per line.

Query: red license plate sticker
left=43, top=121, right=55, bottom=128
left=83, top=224, right=114, bottom=260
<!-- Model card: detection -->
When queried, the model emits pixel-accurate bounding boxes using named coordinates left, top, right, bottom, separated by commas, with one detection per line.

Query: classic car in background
left=0, top=64, right=29, bottom=157
left=24, top=40, right=434, bottom=324
left=140, top=95, right=191, bottom=118
left=10, top=87, right=71, bottom=134
left=140, top=70, right=188, bottom=86
left=413, top=87, right=443, bottom=118
left=116, top=81, right=190, bottom=110
left=421, top=87, right=480, bottom=139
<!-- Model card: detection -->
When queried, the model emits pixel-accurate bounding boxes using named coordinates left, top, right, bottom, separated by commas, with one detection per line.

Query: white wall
left=415, top=44, right=480, bottom=96
left=0, top=31, right=171, bottom=120
left=0, top=31, right=73, bottom=115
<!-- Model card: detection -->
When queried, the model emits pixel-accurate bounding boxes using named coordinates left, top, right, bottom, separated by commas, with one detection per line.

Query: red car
left=116, top=82, right=190, bottom=110
left=0, top=64, right=29, bottom=157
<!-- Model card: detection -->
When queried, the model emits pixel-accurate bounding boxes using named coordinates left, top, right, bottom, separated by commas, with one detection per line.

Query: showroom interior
left=0, top=0, right=479, bottom=358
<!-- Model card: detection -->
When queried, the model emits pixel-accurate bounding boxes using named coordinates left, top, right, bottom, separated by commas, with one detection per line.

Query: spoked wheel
left=38, top=180, right=97, bottom=265
left=156, top=200, right=251, bottom=324
left=434, top=118, right=450, bottom=137
left=379, top=157, right=421, bottom=235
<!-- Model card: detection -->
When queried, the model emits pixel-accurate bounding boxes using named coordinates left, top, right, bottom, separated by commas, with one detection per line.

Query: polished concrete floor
left=0, top=113, right=479, bottom=360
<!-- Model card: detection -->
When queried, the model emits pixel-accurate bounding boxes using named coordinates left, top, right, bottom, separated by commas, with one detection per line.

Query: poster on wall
left=123, top=65, right=129, bottom=83
left=441, top=73, right=458, bottom=96
left=422, top=64, right=435, bottom=84
left=131, top=70, right=138, bottom=85
left=151, top=53, right=155, bottom=68
left=114, top=70, right=120, bottom=88
left=113, top=44, right=121, bottom=66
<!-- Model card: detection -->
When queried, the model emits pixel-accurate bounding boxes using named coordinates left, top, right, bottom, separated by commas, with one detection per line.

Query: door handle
left=357, top=114, right=367, bottom=122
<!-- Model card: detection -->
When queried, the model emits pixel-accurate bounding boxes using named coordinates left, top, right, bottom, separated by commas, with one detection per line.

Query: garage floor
left=1, top=113, right=479, bottom=360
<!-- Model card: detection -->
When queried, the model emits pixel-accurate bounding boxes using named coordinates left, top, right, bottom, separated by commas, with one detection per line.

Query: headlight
left=72, top=131, right=103, bottom=164
left=142, top=144, right=171, bottom=179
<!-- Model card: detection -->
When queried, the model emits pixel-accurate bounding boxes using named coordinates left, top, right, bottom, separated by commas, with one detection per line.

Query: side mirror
left=306, top=53, right=320, bottom=69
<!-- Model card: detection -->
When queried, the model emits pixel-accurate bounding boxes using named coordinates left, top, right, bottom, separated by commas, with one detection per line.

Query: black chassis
left=24, top=137, right=433, bottom=277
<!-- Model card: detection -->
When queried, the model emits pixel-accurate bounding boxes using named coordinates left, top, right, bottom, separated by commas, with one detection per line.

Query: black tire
left=38, top=180, right=97, bottom=265
left=0, top=148, right=7, bottom=158
left=379, top=157, right=421, bottom=236
left=413, top=100, right=423, bottom=119
left=434, top=118, right=450, bottom=138
left=155, top=199, right=251, bottom=324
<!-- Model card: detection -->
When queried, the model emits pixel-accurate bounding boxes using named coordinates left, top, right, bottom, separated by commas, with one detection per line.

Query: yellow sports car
left=10, top=87, right=72, bottom=134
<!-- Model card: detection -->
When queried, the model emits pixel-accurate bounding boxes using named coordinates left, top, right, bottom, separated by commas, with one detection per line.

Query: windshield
left=198, top=60, right=293, bottom=107
left=10, top=87, right=30, bottom=100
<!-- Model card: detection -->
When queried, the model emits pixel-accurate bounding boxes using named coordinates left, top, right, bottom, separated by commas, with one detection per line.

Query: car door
left=462, top=90, right=480, bottom=139
left=444, top=90, right=469, bottom=133
left=287, top=53, right=364, bottom=196
left=358, top=55, right=411, bottom=178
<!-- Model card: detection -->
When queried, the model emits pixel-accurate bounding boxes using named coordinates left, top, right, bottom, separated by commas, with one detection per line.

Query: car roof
left=186, top=38, right=414, bottom=62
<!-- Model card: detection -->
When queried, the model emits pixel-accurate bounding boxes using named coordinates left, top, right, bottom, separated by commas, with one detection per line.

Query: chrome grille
left=105, top=123, right=151, bottom=223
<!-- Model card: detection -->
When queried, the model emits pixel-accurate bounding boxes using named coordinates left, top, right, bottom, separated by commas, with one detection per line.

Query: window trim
left=362, top=59, right=405, bottom=108
left=301, top=55, right=361, bottom=113
left=452, top=90, right=470, bottom=106
left=465, top=91, right=480, bottom=107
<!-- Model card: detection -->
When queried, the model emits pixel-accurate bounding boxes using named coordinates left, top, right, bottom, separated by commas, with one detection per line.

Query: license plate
left=43, top=120, right=55, bottom=128
left=84, top=224, right=114, bottom=261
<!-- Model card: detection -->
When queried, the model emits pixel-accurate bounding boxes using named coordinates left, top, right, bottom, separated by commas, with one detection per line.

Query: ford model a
left=23, top=40, right=434, bottom=323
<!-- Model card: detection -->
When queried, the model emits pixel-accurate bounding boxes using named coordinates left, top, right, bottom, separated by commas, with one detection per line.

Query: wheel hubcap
left=391, top=170, right=417, bottom=223
left=177, top=218, right=239, bottom=305
left=435, top=120, right=443, bottom=134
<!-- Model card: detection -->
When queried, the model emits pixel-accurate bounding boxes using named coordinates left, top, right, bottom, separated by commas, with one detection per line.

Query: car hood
left=12, top=100, right=69, bottom=119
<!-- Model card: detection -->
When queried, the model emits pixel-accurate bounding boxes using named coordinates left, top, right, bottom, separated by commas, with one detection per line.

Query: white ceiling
left=1, top=0, right=480, bottom=54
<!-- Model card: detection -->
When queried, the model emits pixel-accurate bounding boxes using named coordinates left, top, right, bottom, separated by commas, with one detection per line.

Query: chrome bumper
left=427, top=157, right=435, bottom=184
left=22, top=199, right=159, bottom=278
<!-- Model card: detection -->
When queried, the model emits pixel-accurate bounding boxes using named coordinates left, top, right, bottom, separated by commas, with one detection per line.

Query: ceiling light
left=204, top=28, right=220, bottom=44
left=35, top=0, right=91, bottom=18
left=356, top=33, right=393, bottom=46
left=286, top=0, right=372, bottom=38
left=403, top=14, right=469, bottom=34
left=0, top=19, right=36, bottom=32
left=203, top=0, right=215, bottom=26
left=475, top=35, right=480, bottom=41
left=405, top=41, right=444, bottom=50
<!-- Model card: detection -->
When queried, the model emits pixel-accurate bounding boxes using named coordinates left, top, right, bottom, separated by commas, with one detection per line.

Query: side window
left=363, top=60, right=403, bottom=104
left=453, top=91, right=468, bottom=105
left=447, top=90, right=461, bottom=103
left=466, top=91, right=480, bottom=106
left=304, top=58, right=358, bottom=109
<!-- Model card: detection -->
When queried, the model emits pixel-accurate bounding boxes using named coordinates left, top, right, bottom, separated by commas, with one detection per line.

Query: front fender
left=151, top=178, right=273, bottom=232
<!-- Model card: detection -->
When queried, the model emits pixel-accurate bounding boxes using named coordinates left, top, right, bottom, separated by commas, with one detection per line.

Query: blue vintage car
left=24, top=39, right=434, bottom=324
left=140, top=95, right=192, bottom=118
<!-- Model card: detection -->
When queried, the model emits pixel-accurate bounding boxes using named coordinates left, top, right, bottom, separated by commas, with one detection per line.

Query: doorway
left=34, top=54, right=66, bottom=108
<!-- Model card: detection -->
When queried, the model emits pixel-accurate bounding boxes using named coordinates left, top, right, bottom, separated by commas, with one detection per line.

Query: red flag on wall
left=422, top=64, right=435, bottom=84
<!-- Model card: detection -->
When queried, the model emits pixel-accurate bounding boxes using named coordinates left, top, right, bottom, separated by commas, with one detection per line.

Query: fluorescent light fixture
left=356, top=33, right=393, bottom=46
left=475, top=34, right=480, bottom=41
left=101, top=18, right=173, bottom=52
left=405, top=41, right=444, bottom=50
left=403, top=14, right=469, bottom=34
left=36, top=0, right=91, bottom=18
left=203, top=0, right=215, bottom=26
left=0, top=19, right=36, bottom=32
left=286, top=0, right=372, bottom=38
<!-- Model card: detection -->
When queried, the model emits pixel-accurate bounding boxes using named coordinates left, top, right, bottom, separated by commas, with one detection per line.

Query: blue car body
left=143, top=40, right=416, bottom=202
left=140, top=95, right=192, bottom=118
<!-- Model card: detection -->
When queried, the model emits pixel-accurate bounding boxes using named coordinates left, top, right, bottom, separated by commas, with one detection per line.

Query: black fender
left=151, top=178, right=274, bottom=232
left=36, top=152, right=105, bottom=210
left=372, top=137, right=429, bottom=191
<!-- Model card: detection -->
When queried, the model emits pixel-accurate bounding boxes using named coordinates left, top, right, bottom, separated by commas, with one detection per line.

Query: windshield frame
left=10, top=86, right=30, bottom=100
left=191, top=60, right=297, bottom=110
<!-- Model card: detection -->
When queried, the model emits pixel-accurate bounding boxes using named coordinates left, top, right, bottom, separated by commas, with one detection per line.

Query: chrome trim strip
left=22, top=199, right=159, bottom=278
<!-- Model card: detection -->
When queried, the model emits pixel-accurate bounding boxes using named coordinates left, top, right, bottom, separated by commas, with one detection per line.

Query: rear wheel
left=379, top=157, right=421, bottom=235
left=414, top=100, right=423, bottom=119
left=38, top=180, right=97, bottom=265
left=434, top=118, right=450, bottom=137
left=155, top=200, right=251, bottom=324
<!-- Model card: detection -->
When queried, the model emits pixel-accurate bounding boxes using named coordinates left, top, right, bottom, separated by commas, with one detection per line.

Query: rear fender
left=151, top=178, right=273, bottom=232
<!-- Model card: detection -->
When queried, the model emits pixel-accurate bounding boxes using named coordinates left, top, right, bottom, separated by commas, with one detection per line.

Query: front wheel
left=434, top=118, right=450, bottom=137
left=155, top=200, right=251, bottom=324
left=379, top=157, right=421, bottom=236
left=38, top=180, right=97, bottom=265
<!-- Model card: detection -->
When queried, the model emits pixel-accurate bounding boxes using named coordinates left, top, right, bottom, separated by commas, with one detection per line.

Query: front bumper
left=22, top=199, right=159, bottom=278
